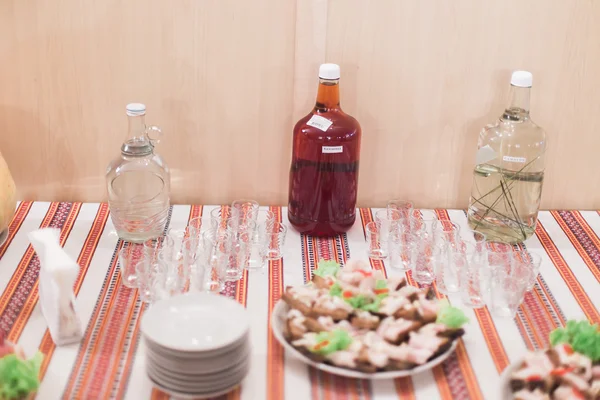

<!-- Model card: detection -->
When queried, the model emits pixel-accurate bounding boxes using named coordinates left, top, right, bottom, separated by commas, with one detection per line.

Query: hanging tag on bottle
left=307, top=115, right=333, bottom=132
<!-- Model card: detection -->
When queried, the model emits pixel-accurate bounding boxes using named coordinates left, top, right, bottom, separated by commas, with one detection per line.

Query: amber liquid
left=288, top=79, right=361, bottom=236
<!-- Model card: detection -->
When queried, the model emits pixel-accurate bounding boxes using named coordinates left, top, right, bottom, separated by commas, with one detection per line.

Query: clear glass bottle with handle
left=106, top=103, right=170, bottom=243
left=467, top=71, right=547, bottom=244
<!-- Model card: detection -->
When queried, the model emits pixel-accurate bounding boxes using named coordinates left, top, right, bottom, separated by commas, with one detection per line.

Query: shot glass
left=136, top=258, right=168, bottom=303
left=210, top=206, right=235, bottom=233
left=460, top=230, right=487, bottom=254
left=118, top=243, right=144, bottom=288
left=231, top=199, right=260, bottom=225
left=366, top=221, right=388, bottom=260
left=388, top=231, right=413, bottom=271
left=489, top=269, right=529, bottom=318
left=187, top=216, right=204, bottom=243
left=260, top=221, right=287, bottom=260
left=410, top=232, right=440, bottom=285
left=433, top=220, right=461, bottom=249
left=143, top=235, right=174, bottom=263
left=459, top=243, right=489, bottom=307
left=386, top=200, right=414, bottom=220
left=512, top=251, right=542, bottom=291
left=435, top=243, right=459, bottom=295
left=202, top=228, right=233, bottom=293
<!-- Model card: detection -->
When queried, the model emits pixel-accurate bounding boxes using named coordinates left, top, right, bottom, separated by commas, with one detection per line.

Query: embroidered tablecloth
left=0, top=202, right=598, bottom=400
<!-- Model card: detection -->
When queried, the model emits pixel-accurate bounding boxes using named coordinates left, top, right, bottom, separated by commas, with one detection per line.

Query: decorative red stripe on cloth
left=300, top=232, right=371, bottom=400
left=551, top=210, right=600, bottom=283
left=0, top=202, right=81, bottom=339
left=0, top=201, right=33, bottom=259
left=62, top=206, right=175, bottom=399
left=36, top=203, right=110, bottom=378
left=535, top=220, right=600, bottom=324
left=267, top=206, right=285, bottom=400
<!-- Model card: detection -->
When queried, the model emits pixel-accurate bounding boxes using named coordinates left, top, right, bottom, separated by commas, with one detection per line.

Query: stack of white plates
left=141, top=292, right=251, bottom=399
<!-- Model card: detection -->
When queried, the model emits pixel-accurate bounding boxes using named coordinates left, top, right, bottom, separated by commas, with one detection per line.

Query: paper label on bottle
left=502, top=155, right=527, bottom=163
left=307, top=115, right=333, bottom=132
left=322, top=145, right=343, bottom=154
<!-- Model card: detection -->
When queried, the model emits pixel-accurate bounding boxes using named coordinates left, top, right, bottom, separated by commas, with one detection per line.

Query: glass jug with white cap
left=106, top=103, right=170, bottom=242
left=467, top=71, right=547, bottom=244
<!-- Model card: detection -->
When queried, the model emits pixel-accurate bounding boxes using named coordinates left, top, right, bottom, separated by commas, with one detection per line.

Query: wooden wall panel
left=1, top=0, right=600, bottom=209
left=0, top=0, right=296, bottom=205
left=324, top=0, right=600, bottom=209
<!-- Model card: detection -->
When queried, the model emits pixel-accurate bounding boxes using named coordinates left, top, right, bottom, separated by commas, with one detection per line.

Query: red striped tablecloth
left=0, top=202, right=598, bottom=400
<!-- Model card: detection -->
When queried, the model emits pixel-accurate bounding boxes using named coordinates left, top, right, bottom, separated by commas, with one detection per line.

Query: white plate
left=147, top=360, right=249, bottom=392
left=144, top=333, right=248, bottom=360
left=271, top=300, right=458, bottom=380
left=147, top=355, right=249, bottom=383
left=499, top=357, right=522, bottom=400
left=141, top=292, right=250, bottom=352
left=149, top=376, right=241, bottom=400
left=146, top=346, right=251, bottom=375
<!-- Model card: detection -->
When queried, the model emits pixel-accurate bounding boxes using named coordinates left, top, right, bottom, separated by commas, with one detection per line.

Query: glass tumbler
left=433, top=220, right=461, bottom=249
left=387, top=200, right=414, bottom=220
left=118, top=243, right=144, bottom=288
left=388, top=230, right=413, bottom=271
left=489, top=269, right=529, bottom=318
left=231, top=199, right=260, bottom=225
left=410, top=232, right=440, bottom=285
left=512, top=251, right=542, bottom=291
left=459, top=243, right=489, bottom=307
left=210, top=206, right=234, bottom=233
left=366, top=221, right=388, bottom=260
left=136, top=258, right=168, bottom=303
left=260, top=221, right=287, bottom=260
left=203, top=228, right=233, bottom=293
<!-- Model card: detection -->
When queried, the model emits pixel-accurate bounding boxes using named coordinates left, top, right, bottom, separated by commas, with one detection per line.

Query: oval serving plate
left=271, top=300, right=458, bottom=380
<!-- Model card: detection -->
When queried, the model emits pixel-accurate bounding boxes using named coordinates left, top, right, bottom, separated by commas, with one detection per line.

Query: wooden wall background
left=1, top=0, right=600, bottom=209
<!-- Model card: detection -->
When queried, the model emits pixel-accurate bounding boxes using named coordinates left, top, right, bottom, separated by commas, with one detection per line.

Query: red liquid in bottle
left=288, top=66, right=362, bottom=236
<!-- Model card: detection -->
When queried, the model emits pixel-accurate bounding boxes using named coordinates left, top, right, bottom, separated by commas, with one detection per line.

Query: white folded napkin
left=28, top=228, right=83, bottom=346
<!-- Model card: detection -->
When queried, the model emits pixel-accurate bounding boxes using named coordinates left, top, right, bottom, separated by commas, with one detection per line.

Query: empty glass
left=489, top=269, right=529, bottom=318
left=512, top=251, right=542, bottom=291
left=143, top=235, right=174, bottom=263
left=388, top=231, right=413, bottom=271
left=411, top=232, right=440, bottom=285
left=231, top=199, right=260, bottom=225
left=136, top=258, right=168, bottom=303
left=210, top=206, right=234, bottom=233
left=487, top=244, right=514, bottom=276
left=387, top=200, right=413, bottom=220
left=433, top=219, right=461, bottom=249
left=459, top=243, right=489, bottom=307
left=187, top=216, right=204, bottom=242
left=366, top=221, right=388, bottom=259
left=460, top=230, right=487, bottom=253
left=118, top=244, right=144, bottom=288
left=260, top=221, right=287, bottom=260
left=202, top=229, right=233, bottom=292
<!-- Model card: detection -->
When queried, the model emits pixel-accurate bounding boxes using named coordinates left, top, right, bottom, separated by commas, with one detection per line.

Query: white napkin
left=28, top=228, right=83, bottom=346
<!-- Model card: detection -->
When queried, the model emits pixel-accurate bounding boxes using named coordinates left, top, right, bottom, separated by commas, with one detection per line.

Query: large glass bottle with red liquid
left=288, top=64, right=362, bottom=236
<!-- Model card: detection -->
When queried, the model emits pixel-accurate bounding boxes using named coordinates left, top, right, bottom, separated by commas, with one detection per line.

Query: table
left=0, top=202, right=598, bottom=400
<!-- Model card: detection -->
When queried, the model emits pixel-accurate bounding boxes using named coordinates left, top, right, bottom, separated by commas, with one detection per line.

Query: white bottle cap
left=126, top=103, right=146, bottom=116
left=319, top=63, right=341, bottom=80
left=510, top=71, right=533, bottom=88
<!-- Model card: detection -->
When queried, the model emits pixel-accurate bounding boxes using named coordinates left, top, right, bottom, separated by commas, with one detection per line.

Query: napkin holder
left=28, top=228, right=83, bottom=346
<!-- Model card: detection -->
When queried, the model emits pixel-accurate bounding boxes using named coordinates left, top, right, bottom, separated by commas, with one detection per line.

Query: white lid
left=126, top=103, right=146, bottom=116
left=319, top=63, right=341, bottom=80
left=510, top=71, right=533, bottom=88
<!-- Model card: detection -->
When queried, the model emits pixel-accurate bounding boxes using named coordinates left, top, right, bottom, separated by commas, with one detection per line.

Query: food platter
left=271, top=300, right=458, bottom=380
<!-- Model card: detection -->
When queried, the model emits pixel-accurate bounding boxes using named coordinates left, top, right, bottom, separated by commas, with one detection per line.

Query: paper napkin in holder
left=28, top=228, right=83, bottom=346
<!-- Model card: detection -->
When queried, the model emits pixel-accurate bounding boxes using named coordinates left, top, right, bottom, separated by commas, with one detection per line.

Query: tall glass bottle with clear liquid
left=106, top=103, right=170, bottom=242
left=288, top=64, right=362, bottom=236
left=467, top=71, right=547, bottom=244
